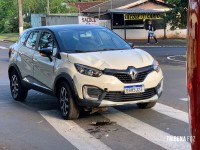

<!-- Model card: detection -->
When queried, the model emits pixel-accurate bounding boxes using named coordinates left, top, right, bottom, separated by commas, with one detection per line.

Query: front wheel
left=9, top=71, right=28, bottom=101
left=58, top=82, right=80, bottom=120
left=137, top=101, right=157, bottom=109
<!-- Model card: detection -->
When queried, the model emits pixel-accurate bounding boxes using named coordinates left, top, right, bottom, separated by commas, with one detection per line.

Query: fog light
left=83, top=86, right=103, bottom=101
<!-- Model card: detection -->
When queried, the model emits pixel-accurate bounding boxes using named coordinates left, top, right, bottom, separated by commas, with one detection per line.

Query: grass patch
left=0, top=33, right=19, bottom=42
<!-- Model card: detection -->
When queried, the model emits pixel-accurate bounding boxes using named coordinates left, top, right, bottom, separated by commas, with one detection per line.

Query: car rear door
left=33, top=30, right=58, bottom=89
left=17, top=30, right=39, bottom=79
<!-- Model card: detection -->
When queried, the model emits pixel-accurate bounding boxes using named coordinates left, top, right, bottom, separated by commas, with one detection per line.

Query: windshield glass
left=58, top=28, right=131, bottom=53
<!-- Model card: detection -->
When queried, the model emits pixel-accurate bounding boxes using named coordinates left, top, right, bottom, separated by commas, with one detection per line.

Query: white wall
left=113, top=28, right=187, bottom=40
left=165, top=25, right=187, bottom=38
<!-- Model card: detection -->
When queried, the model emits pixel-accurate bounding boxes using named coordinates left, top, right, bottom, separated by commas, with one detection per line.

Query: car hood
left=66, top=49, right=154, bottom=70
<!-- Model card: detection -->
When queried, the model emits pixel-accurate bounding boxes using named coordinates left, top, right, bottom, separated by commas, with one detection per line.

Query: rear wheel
left=58, top=82, right=80, bottom=120
left=137, top=101, right=157, bottom=109
left=10, top=71, right=28, bottom=101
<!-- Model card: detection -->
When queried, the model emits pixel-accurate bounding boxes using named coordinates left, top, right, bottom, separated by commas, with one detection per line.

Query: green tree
left=0, top=0, right=104, bottom=33
left=50, top=0, right=77, bottom=14
left=23, top=0, right=47, bottom=14
left=164, top=0, right=188, bottom=30
left=0, top=0, right=18, bottom=33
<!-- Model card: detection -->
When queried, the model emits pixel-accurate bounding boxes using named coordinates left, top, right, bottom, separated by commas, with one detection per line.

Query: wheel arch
left=8, top=64, right=22, bottom=80
left=54, top=73, right=79, bottom=101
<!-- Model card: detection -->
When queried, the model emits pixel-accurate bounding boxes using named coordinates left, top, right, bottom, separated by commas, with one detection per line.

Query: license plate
left=124, top=85, right=144, bottom=94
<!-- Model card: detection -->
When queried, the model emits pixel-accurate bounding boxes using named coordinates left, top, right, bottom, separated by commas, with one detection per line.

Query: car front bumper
left=73, top=69, right=163, bottom=107
left=78, top=93, right=160, bottom=107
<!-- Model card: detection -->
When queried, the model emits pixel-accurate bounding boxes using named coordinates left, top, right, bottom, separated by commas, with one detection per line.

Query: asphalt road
left=0, top=42, right=190, bottom=150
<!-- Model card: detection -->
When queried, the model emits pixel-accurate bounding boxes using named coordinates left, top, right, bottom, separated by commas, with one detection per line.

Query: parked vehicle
left=8, top=25, right=163, bottom=119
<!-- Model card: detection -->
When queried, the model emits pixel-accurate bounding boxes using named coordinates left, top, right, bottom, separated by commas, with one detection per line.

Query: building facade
left=82, top=0, right=186, bottom=39
left=31, top=0, right=186, bottom=39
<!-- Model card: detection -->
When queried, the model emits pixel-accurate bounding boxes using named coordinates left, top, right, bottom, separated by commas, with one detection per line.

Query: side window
left=25, top=31, right=39, bottom=50
left=38, top=32, right=57, bottom=56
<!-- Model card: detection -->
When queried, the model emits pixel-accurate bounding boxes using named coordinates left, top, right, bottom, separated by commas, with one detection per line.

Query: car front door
left=17, top=30, right=39, bottom=79
left=33, top=31, right=58, bottom=89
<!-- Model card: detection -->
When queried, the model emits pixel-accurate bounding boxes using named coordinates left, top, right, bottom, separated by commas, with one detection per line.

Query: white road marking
left=179, top=98, right=188, bottom=102
left=39, top=103, right=190, bottom=150
left=152, top=103, right=189, bottom=123
left=167, top=55, right=186, bottom=63
left=102, top=107, right=191, bottom=150
left=39, top=110, right=111, bottom=150
left=0, top=46, right=8, bottom=50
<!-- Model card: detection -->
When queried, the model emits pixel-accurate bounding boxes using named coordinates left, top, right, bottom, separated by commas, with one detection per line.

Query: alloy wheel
left=60, top=87, right=69, bottom=116
left=11, top=74, right=19, bottom=98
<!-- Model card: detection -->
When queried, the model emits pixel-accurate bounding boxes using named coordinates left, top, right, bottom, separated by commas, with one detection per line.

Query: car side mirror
left=39, top=48, right=53, bottom=62
left=128, top=42, right=134, bottom=48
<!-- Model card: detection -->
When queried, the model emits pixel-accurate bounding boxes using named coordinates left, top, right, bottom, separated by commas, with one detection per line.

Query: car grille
left=114, top=69, right=153, bottom=83
left=103, top=88, right=156, bottom=102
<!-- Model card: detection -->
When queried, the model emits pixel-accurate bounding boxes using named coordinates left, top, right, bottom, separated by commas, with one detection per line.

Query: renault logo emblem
left=129, top=67, right=138, bottom=80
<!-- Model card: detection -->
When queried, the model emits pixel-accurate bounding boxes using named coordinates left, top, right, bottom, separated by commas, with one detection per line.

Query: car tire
left=58, top=82, right=80, bottom=120
left=10, top=71, right=28, bottom=101
left=137, top=101, right=157, bottom=109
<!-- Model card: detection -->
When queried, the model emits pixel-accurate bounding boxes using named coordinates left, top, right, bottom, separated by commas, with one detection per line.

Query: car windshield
left=58, top=28, right=131, bottom=53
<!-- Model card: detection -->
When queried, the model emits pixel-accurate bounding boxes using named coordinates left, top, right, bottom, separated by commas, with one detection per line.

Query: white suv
left=8, top=25, right=163, bottom=119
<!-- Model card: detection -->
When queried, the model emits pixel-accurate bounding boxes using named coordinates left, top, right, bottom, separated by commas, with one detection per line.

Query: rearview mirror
left=128, top=42, right=134, bottom=48
left=39, top=48, right=53, bottom=62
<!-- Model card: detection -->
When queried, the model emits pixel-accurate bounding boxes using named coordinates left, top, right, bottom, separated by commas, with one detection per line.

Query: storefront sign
left=124, top=14, right=161, bottom=20
left=78, top=16, right=99, bottom=25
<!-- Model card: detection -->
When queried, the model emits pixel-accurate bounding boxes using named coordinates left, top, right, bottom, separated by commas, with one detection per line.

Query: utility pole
left=18, top=0, right=23, bottom=34
left=47, top=0, right=50, bottom=15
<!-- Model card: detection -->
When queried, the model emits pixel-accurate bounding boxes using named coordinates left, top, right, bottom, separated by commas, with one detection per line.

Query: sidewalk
left=127, top=39, right=186, bottom=47
left=0, top=35, right=186, bottom=48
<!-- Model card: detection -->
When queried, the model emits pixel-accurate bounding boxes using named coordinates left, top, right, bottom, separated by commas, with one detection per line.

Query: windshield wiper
left=65, top=48, right=130, bottom=53
left=100, top=48, right=130, bottom=51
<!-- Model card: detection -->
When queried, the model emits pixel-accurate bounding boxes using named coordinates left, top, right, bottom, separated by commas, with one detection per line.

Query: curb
left=0, top=39, right=15, bottom=43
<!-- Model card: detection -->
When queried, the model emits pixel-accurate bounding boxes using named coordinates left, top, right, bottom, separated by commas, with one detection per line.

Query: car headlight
left=75, top=64, right=103, bottom=77
left=153, top=60, right=160, bottom=72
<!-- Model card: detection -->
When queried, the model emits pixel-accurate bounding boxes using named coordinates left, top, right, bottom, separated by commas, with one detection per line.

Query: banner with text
left=78, top=16, right=99, bottom=25
left=124, top=14, right=161, bottom=20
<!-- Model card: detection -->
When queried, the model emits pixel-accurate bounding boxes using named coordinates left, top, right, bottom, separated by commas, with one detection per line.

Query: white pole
left=47, top=0, right=50, bottom=15
left=18, top=0, right=23, bottom=34
left=99, top=7, right=101, bottom=19
left=78, top=4, right=80, bottom=15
